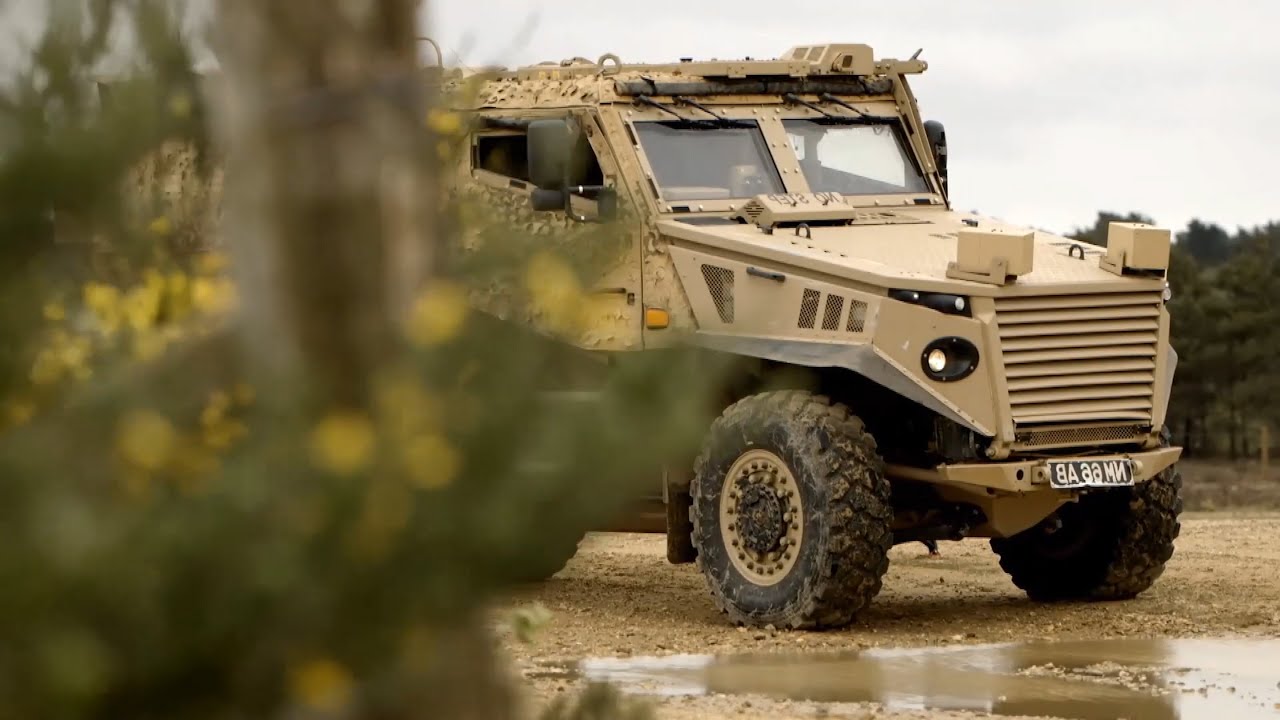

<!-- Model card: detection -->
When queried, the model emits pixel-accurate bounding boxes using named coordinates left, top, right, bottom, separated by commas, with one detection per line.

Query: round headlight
left=954, top=297, right=966, bottom=312
left=926, top=348, right=948, bottom=373
left=920, top=337, right=980, bottom=382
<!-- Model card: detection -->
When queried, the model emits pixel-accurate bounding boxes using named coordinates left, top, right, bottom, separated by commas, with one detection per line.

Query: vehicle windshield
left=783, top=119, right=930, bottom=195
left=634, top=120, right=784, bottom=201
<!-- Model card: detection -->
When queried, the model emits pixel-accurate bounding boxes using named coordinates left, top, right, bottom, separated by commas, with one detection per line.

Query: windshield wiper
left=634, top=94, right=698, bottom=123
left=815, top=93, right=898, bottom=123
left=673, top=96, right=753, bottom=127
left=783, top=92, right=843, bottom=120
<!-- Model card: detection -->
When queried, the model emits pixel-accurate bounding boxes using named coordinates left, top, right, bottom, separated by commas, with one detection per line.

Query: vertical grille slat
left=996, top=291, right=1162, bottom=426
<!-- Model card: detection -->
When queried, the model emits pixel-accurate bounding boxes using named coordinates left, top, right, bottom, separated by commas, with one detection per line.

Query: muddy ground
left=495, top=511, right=1280, bottom=719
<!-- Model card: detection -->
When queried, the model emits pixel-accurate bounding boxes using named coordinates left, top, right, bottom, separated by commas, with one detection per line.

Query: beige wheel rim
left=719, top=448, right=804, bottom=587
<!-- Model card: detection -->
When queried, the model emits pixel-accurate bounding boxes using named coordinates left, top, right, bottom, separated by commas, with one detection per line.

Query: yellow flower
left=194, top=252, right=229, bottom=276
left=308, top=412, right=376, bottom=476
left=83, top=282, right=122, bottom=333
left=525, top=251, right=586, bottom=333
left=168, top=91, right=193, bottom=120
left=148, top=216, right=173, bottom=237
left=191, top=276, right=238, bottom=315
left=165, top=272, right=192, bottom=320
left=425, top=108, right=463, bottom=135
left=403, top=433, right=460, bottom=490
left=116, top=409, right=177, bottom=472
left=289, top=658, right=354, bottom=713
left=122, top=284, right=162, bottom=331
left=406, top=281, right=468, bottom=347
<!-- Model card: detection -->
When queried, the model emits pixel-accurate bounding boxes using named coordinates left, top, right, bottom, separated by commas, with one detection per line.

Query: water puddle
left=535, top=638, right=1280, bottom=719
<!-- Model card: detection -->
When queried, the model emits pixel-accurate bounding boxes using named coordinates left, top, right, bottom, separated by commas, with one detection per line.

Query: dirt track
left=498, top=512, right=1280, bottom=719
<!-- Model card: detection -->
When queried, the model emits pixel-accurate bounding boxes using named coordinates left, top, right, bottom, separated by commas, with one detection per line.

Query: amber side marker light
left=644, top=307, right=670, bottom=329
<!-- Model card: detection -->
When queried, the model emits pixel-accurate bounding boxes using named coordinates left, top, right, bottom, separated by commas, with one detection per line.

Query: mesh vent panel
left=700, top=265, right=735, bottom=323
left=822, top=295, right=845, bottom=330
left=846, top=300, right=868, bottom=333
left=1014, top=424, right=1147, bottom=448
left=798, top=289, right=820, bottom=329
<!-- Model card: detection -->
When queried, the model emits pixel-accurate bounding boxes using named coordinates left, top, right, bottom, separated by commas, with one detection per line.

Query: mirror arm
left=562, top=183, right=611, bottom=223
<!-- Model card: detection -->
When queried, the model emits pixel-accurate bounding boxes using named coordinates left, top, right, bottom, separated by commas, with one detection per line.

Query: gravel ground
left=495, top=512, right=1280, bottom=719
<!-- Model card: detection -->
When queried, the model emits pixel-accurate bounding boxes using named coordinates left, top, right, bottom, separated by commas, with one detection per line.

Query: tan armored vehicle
left=445, top=42, right=1184, bottom=629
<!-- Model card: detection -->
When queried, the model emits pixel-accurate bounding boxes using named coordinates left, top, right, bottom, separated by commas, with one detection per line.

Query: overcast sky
left=425, top=1, right=1280, bottom=236
left=2, top=1, right=1276, bottom=236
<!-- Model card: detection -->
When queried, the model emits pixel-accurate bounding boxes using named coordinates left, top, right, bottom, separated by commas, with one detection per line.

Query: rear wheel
left=991, top=455, right=1183, bottom=601
left=689, top=391, right=893, bottom=629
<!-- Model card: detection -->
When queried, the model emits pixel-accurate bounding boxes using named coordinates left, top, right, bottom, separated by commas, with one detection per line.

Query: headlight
left=889, top=289, right=972, bottom=317
left=926, top=348, right=948, bottom=373
left=921, top=337, right=980, bottom=382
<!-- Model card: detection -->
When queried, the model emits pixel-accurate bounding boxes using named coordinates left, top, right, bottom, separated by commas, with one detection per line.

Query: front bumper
left=888, top=446, right=1183, bottom=494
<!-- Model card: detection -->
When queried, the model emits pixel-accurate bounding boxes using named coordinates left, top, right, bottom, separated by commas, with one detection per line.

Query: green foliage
left=0, top=3, right=724, bottom=719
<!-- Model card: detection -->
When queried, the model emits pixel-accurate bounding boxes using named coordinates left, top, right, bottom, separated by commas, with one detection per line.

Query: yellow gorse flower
left=288, top=659, right=354, bottom=712
left=425, top=108, right=463, bottom=135
left=525, top=251, right=587, bottom=333
left=407, top=281, right=468, bottom=347
left=308, top=412, right=376, bottom=476
left=116, top=409, right=177, bottom=473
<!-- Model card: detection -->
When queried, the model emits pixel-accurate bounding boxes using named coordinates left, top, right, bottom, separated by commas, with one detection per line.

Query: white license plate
left=1046, top=458, right=1134, bottom=489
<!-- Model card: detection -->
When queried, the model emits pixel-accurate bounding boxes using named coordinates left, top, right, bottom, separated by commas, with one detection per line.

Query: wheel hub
left=737, top=483, right=785, bottom=554
left=719, top=449, right=804, bottom=587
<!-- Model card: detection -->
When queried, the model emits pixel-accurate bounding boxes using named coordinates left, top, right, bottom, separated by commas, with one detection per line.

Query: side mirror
left=528, top=117, right=619, bottom=222
left=923, top=120, right=948, bottom=190
left=528, top=118, right=575, bottom=191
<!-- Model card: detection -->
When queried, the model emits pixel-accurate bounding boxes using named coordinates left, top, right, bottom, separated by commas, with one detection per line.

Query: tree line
left=1068, top=211, right=1280, bottom=459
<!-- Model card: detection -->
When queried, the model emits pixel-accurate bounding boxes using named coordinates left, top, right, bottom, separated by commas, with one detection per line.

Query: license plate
left=1046, top=458, right=1134, bottom=489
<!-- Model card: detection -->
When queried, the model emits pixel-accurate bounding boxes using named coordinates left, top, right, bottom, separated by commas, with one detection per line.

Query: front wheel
left=991, top=459, right=1183, bottom=601
left=689, top=391, right=893, bottom=629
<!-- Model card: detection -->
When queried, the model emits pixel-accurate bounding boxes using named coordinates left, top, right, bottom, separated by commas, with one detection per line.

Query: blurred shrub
left=0, top=2, right=722, bottom=718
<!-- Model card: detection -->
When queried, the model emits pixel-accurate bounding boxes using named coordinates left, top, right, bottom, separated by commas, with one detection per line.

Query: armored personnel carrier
left=445, top=42, right=1185, bottom=629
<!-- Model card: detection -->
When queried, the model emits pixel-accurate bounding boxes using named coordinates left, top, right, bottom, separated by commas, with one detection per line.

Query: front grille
left=995, top=291, right=1162, bottom=425
left=1013, top=423, right=1147, bottom=449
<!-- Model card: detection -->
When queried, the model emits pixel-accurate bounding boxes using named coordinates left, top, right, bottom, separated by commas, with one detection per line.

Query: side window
left=474, top=132, right=530, bottom=181
left=472, top=119, right=604, bottom=192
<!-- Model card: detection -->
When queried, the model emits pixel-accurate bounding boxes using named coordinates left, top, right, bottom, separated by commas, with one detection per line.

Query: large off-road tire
left=991, top=454, right=1183, bottom=602
left=689, top=390, right=893, bottom=629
